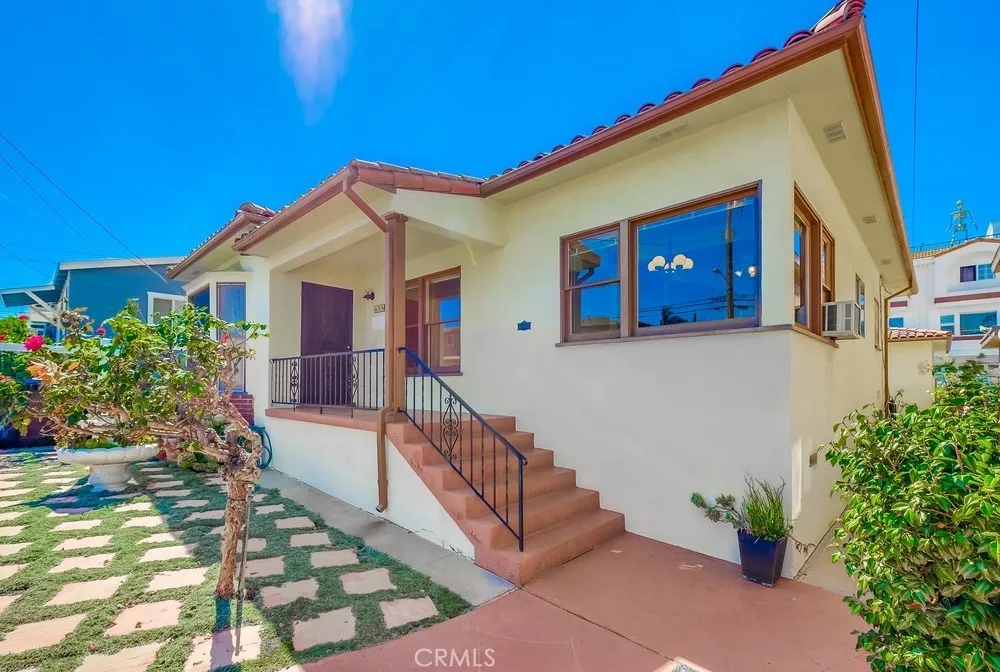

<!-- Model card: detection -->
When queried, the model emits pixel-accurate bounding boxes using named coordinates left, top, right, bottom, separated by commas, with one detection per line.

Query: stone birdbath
left=56, top=444, right=159, bottom=492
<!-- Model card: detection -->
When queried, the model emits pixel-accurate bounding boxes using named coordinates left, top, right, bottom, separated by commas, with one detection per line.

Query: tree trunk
left=215, top=479, right=249, bottom=599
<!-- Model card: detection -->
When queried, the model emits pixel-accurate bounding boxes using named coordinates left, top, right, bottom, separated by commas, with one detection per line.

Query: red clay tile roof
left=888, top=327, right=953, bottom=343
left=480, top=0, right=867, bottom=184
left=167, top=202, right=275, bottom=279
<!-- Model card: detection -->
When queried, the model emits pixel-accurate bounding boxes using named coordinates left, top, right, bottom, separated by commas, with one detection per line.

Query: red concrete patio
left=298, top=533, right=868, bottom=672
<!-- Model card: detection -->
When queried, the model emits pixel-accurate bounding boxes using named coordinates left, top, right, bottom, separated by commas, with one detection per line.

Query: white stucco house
left=167, top=0, right=913, bottom=584
left=890, top=235, right=1000, bottom=362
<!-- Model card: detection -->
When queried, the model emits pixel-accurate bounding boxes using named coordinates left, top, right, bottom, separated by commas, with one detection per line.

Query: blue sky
left=0, top=0, right=996, bottom=296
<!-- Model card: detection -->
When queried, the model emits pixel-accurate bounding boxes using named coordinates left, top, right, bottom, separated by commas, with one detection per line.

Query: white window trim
left=147, top=292, right=187, bottom=324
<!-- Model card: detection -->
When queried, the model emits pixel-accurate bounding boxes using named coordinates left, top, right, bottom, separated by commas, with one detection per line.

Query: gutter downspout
left=343, top=166, right=391, bottom=513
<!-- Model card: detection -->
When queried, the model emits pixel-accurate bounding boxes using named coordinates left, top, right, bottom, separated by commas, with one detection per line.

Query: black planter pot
left=737, top=530, right=787, bottom=587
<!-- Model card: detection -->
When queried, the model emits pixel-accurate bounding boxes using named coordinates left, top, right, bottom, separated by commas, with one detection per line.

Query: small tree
left=826, top=360, right=1000, bottom=672
left=20, top=301, right=267, bottom=598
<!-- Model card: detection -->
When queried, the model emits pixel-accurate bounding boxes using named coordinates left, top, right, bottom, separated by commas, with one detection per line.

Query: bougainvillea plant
left=17, top=300, right=267, bottom=598
left=826, top=360, right=1000, bottom=672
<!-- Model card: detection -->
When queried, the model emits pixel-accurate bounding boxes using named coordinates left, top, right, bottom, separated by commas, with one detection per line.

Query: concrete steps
left=387, top=414, right=624, bottom=585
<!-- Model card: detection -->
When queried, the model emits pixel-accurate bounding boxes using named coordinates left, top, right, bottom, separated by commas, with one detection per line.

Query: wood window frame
left=405, top=266, right=462, bottom=374
left=793, top=186, right=835, bottom=336
left=559, top=182, right=762, bottom=343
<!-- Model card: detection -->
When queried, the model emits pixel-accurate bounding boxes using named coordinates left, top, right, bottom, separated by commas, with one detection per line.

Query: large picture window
left=405, top=269, right=461, bottom=373
left=559, top=183, right=761, bottom=342
left=959, top=311, right=997, bottom=336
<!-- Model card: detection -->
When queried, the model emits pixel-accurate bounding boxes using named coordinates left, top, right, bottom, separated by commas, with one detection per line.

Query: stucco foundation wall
left=888, top=341, right=937, bottom=408
left=264, top=416, right=474, bottom=558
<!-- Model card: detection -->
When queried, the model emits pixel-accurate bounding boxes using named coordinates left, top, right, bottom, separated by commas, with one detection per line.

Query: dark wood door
left=299, top=283, right=353, bottom=406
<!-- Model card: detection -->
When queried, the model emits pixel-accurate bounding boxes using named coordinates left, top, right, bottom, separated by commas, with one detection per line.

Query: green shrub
left=827, top=360, right=1000, bottom=672
left=692, top=477, right=792, bottom=541
left=177, top=451, right=221, bottom=473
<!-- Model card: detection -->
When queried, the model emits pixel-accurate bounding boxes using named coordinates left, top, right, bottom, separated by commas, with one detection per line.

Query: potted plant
left=691, top=477, right=802, bottom=587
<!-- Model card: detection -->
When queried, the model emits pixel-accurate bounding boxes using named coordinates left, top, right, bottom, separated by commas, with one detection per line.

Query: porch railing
left=270, top=348, right=384, bottom=411
left=400, top=347, right=527, bottom=551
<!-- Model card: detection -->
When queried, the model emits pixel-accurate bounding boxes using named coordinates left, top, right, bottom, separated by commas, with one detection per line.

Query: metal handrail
left=270, top=348, right=384, bottom=410
left=399, top=347, right=527, bottom=551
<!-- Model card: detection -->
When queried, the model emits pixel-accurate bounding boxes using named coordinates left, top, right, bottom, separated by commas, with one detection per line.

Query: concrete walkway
left=259, top=469, right=513, bottom=606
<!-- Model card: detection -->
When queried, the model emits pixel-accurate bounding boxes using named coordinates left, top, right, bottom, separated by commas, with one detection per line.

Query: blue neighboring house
left=0, top=257, right=185, bottom=339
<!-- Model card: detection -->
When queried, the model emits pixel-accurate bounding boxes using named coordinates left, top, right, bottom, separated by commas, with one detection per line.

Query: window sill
left=790, top=325, right=839, bottom=348
left=556, top=324, right=787, bottom=347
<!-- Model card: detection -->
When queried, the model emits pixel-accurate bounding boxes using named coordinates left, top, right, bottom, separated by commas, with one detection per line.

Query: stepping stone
left=260, top=578, right=318, bottom=608
left=237, top=538, right=266, bottom=554
left=124, top=515, right=167, bottom=528
left=148, top=481, right=183, bottom=490
left=0, top=501, right=22, bottom=509
left=76, top=642, right=164, bottom=672
left=379, top=596, right=439, bottom=628
left=292, top=608, right=355, bottom=651
left=310, top=549, right=359, bottom=568
left=252, top=493, right=266, bottom=503
left=0, top=481, right=23, bottom=489
left=118, top=502, right=153, bottom=512
left=340, top=568, right=396, bottom=595
left=0, top=593, right=20, bottom=616
left=146, top=566, right=208, bottom=592
left=254, top=504, right=284, bottom=515
left=275, top=517, right=314, bottom=530
left=204, top=477, right=224, bottom=486
left=245, top=556, right=284, bottom=578
left=185, top=510, right=224, bottom=522
left=138, top=544, right=198, bottom=563
left=0, top=526, right=24, bottom=538
left=48, top=508, right=95, bottom=517
left=0, top=488, right=33, bottom=498
left=0, top=543, right=30, bottom=557
left=53, top=520, right=101, bottom=532
left=290, top=532, right=331, bottom=548
left=44, top=496, right=78, bottom=504
left=47, top=471, right=77, bottom=477
left=47, top=576, right=127, bottom=605
left=184, top=625, right=261, bottom=672
left=140, top=532, right=185, bottom=545
left=106, top=599, right=181, bottom=635
left=55, top=535, right=112, bottom=551
left=42, top=478, right=76, bottom=485
left=207, top=526, right=224, bottom=536
left=0, top=563, right=27, bottom=580
left=49, top=552, right=115, bottom=573
left=154, top=489, right=192, bottom=498
left=146, top=474, right=174, bottom=480
left=104, top=492, right=139, bottom=500
left=174, top=500, right=209, bottom=509
left=0, top=612, right=87, bottom=654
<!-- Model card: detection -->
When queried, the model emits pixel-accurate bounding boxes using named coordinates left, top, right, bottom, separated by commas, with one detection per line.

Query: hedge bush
left=827, top=361, right=1000, bottom=671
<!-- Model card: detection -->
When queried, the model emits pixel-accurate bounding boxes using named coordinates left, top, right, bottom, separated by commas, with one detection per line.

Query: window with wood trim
left=405, top=269, right=461, bottom=373
left=560, top=184, right=761, bottom=342
left=792, top=188, right=835, bottom=336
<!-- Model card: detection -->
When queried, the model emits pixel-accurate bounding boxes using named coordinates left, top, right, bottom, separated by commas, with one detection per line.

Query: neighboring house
left=887, top=327, right=952, bottom=408
left=167, top=1, right=913, bottom=584
left=0, top=257, right=185, bottom=338
left=890, top=234, right=1000, bottom=361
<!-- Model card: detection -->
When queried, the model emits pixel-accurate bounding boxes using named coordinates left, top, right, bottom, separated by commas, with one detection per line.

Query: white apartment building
left=891, top=235, right=1000, bottom=361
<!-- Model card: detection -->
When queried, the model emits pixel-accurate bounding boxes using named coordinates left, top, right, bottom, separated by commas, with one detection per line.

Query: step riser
left=449, top=469, right=578, bottom=518
left=484, top=490, right=601, bottom=549
left=414, top=432, right=534, bottom=467
left=400, top=416, right=518, bottom=443
left=433, top=451, right=554, bottom=490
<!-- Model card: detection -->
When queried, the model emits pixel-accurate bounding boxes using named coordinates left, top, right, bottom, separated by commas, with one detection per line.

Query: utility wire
left=0, top=241, right=52, bottom=281
left=0, top=132, right=173, bottom=286
left=910, top=0, right=920, bottom=243
left=0, top=150, right=110, bottom=261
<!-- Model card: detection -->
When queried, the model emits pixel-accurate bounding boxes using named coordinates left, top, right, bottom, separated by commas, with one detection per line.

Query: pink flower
left=96, top=328, right=106, bottom=336
left=17, top=315, right=28, bottom=321
left=220, top=333, right=230, bottom=344
left=0, top=334, right=5, bottom=342
left=23, top=334, right=45, bottom=352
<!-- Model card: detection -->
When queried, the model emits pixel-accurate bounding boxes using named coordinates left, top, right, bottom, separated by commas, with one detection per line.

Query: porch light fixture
left=363, top=289, right=376, bottom=301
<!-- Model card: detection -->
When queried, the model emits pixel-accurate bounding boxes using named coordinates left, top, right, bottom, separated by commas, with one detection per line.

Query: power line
left=0, top=241, right=52, bottom=282
left=0, top=132, right=173, bottom=286
left=910, top=0, right=920, bottom=243
left=0, top=150, right=109, bottom=260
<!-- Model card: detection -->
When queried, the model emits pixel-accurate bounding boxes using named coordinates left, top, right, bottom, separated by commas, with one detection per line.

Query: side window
left=855, top=276, right=866, bottom=338
left=888, top=317, right=904, bottom=328
left=958, top=311, right=997, bottom=336
left=977, top=263, right=995, bottom=281
left=940, top=314, right=955, bottom=334
left=960, top=265, right=976, bottom=283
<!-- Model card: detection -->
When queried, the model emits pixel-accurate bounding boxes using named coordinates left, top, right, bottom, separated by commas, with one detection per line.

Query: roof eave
left=166, top=211, right=269, bottom=280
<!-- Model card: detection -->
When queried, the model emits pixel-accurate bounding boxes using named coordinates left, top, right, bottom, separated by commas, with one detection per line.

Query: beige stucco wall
left=888, top=340, right=937, bottom=409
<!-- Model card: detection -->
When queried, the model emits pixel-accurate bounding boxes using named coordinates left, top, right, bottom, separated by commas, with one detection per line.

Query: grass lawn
left=0, top=450, right=470, bottom=671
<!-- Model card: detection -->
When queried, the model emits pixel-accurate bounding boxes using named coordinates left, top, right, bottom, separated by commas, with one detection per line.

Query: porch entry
left=299, top=282, right=353, bottom=405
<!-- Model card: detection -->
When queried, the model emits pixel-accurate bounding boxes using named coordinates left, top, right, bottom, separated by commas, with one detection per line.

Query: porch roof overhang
left=166, top=203, right=274, bottom=282
left=0, top=283, right=60, bottom=308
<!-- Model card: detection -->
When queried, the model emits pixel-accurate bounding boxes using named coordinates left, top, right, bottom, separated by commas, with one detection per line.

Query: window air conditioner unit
left=822, top=301, right=862, bottom=339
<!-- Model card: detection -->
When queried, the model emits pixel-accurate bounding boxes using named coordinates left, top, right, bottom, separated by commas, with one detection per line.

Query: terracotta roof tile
left=888, top=327, right=953, bottom=342
left=483, top=0, right=867, bottom=181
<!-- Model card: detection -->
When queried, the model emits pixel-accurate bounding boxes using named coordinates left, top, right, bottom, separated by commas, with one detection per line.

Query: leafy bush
left=827, top=360, right=1000, bottom=672
left=692, top=477, right=792, bottom=541
left=0, top=314, right=31, bottom=344
left=177, top=451, right=221, bottom=473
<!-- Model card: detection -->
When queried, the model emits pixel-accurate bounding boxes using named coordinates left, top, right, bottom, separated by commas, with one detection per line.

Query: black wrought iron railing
left=400, top=347, right=527, bottom=551
left=270, top=349, right=384, bottom=411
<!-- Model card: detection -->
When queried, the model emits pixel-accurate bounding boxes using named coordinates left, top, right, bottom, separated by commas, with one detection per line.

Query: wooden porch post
left=383, top=213, right=408, bottom=417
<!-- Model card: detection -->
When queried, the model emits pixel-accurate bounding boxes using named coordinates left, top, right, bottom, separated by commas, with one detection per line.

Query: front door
left=299, top=283, right=353, bottom=406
